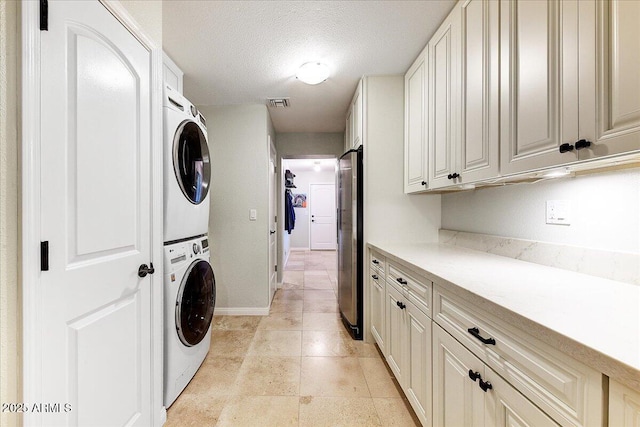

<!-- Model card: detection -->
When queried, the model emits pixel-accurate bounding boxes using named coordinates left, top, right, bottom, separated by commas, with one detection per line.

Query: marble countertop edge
left=367, top=241, right=640, bottom=392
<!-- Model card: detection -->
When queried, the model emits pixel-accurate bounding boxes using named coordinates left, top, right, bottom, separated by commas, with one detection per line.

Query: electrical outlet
left=546, top=200, right=571, bottom=225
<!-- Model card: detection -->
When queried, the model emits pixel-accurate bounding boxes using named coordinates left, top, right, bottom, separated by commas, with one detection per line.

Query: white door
left=309, top=183, right=336, bottom=250
left=269, top=139, right=277, bottom=301
left=38, top=2, right=153, bottom=425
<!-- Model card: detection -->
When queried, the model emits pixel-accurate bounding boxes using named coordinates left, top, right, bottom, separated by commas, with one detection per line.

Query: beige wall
left=201, top=104, right=272, bottom=312
left=0, top=1, right=21, bottom=426
left=120, top=0, right=163, bottom=47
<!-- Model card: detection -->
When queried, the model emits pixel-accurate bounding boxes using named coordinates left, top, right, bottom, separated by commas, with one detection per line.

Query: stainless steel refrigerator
left=337, top=146, right=363, bottom=340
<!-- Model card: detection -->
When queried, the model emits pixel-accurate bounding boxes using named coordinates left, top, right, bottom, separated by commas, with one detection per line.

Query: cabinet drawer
left=433, top=287, right=602, bottom=427
left=369, top=250, right=385, bottom=274
left=387, top=263, right=431, bottom=318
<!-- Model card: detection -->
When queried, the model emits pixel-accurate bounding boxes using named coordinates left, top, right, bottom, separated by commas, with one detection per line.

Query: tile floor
left=165, top=249, right=420, bottom=426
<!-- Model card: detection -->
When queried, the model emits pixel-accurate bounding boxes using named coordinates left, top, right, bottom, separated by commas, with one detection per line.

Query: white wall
left=442, top=167, right=640, bottom=254
left=201, top=104, right=273, bottom=312
left=0, top=3, right=21, bottom=426
left=363, top=75, right=441, bottom=244
left=283, top=168, right=336, bottom=249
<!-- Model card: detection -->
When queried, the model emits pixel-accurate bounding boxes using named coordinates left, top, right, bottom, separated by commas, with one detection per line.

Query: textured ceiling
left=162, top=1, right=456, bottom=133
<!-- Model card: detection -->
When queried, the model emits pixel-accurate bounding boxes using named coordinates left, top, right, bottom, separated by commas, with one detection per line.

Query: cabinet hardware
left=371, top=274, right=378, bottom=280
left=575, top=139, right=592, bottom=150
left=372, top=260, right=380, bottom=265
left=447, top=173, right=460, bottom=180
left=467, top=327, right=496, bottom=345
left=468, top=370, right=481, bottom=382
left=396, top=277, right=408, bottom=285
left=559, top=143, right=575, bottom=153
left=479, top=378, right=493, bottom=392
left=40, top=241, right=49, bottom=271
left=421, top=181, right=427, bottom=186
left=138, top=263, right=155, bottom=278
left=396, top=301, right=406, bottom=310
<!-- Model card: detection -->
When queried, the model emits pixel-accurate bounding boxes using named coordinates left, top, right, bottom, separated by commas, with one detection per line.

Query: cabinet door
left=369, top=270, right=385, bottom=352
left=428, top=4, right=461, bottom=189
left=385, top=283, right=406, bottom=384
left=404, top=51, right=428, bottom=193
left=579, top=0, right=640, bottom=160
left=352, top=81, right=363, bottom=148
left=609, top=379, right=640, bottom=427
left=459, top=0, right=499, bottom=184
left=500, top=0, right=579, bottom=174
left=345, top=109, right=352, bottom=152
left=405, top=303, right=432, bottom=427
left=433, top=324, right=485, bottom=427
left=485, top=367, right=558, bottom=427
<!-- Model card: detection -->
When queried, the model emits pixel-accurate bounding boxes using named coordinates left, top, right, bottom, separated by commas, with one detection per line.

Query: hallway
left=165, top=249, right=419, bottom=426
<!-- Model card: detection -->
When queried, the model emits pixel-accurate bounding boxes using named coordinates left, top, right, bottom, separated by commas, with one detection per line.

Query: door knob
left=138, top=263, right=155, bottom=278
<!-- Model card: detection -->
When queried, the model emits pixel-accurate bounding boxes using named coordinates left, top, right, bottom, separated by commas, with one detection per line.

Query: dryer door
left=173, top=120, right=211, bottom=204
left=175, top=259, right=216, bottom=346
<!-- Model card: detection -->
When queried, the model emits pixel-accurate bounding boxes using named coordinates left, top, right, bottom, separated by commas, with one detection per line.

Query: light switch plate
left=546, top=200, right=571, bottom=225
left=250, top=209, right=257, bottom=221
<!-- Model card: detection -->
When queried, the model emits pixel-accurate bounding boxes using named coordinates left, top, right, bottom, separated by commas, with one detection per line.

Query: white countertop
left=367, top=241, right=640, bottom=391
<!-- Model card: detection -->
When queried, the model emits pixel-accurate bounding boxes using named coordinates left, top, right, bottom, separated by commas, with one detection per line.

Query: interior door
left=310, top=183, right=336, bottom=250
left=268, top=139, right=277, bottom=302
left=38, top=1, right=153, bottom=425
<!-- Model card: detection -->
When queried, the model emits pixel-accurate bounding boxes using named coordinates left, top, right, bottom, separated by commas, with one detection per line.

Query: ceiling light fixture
left=296, top=62, right=330, bottom=85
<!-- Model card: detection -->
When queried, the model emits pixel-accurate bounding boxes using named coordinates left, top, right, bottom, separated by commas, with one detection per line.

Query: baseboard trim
left=214, top=307, right=270, bottom=316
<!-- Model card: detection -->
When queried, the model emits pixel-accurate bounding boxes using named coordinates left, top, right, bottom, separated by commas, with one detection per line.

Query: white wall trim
left=21, top=2, right=164, bottom=425
left=215, top=307, right=270, bottom=316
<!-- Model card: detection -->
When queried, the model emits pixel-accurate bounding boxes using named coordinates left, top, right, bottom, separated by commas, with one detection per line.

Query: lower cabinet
left=609, top=379, right=640, bottom=427
left=369, top=268, right=385, bottom=353
left=433, top=324, right=557, bottom=427
left=385, top=281, right=432, bottom=426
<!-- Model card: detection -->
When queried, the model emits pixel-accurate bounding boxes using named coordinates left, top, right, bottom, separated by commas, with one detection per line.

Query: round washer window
left=173, top=121, right=211, bottom=205
left=175, top=259, right=216, bottom=346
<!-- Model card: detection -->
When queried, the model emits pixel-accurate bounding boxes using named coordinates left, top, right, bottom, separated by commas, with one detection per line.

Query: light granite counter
left=367, top=241, right=640, bottom=391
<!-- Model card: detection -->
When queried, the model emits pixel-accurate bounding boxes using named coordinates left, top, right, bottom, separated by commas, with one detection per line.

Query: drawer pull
left=371, top=274, right=379, bottom=280
left=396, top=277, right=408, bottom=285
left=468, top=370, right=481, bottom=382
left=467, top=327, right=496, bottom=345
left=372, top=260, right=380, bottom=265
left=479, top=379, right=493, bottom=392
left=396, top=301, right=406, bottom=310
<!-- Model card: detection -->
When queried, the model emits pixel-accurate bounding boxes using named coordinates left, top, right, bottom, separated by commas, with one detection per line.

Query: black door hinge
left=41, top=241, right=49, bottom=271
left=40, top=0, right=48, bottom=31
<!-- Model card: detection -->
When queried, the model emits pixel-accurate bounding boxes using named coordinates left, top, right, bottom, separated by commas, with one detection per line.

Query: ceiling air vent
left=267, top=98, right=291, bottom=108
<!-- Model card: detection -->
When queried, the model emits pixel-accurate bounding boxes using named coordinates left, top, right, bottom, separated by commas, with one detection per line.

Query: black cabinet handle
left=479, top=379, right=493, bottom=392
left=447, top=173, right=460, bottom=180
left=371, top=274, right=379, bottom=280
left=372, top=260, right=380, bottom=265
left=421, top=180, right=427, bottom=186
left=138, top=263, right=155, bottom=278
left=467, top=327, right=496, bottom=345
left=396, top=277, right=408, bottom=285
left=395, top=301, right=406, bottom=310
left=575, top=139, right=592, bottom=150
left=559, top=143, right=574, bottom=153
left=468, top=370, right=481, bottom=382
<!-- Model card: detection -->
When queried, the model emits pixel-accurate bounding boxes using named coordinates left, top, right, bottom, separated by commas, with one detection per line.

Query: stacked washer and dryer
left=162, top=86, right=216, bottom=407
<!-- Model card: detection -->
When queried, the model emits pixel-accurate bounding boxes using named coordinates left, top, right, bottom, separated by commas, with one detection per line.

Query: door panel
left=310, top=183, right=336, bottom=250
left=404, top=53, right=427, bottom=193
left=39, top=2, right=152, bottom=425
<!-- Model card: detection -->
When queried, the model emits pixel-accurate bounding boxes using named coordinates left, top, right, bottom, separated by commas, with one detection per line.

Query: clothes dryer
left=164, top=235, right=215, bottom=407
left=163, top=86, right=211, bottom=243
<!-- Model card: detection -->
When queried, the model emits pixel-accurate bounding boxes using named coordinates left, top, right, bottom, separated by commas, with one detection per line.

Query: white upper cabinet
left=163, top=51, right=184, bottom=93
left=500, top=0, right=580, bottom=175
left=351, top=80, right=363, bottom=149
left=458, top=0, right=500, bottom=183
left=428, top=4, right=461, bottom=189
left=404, top=49, right=428, bottom=193
left=579, top=0, right=640, bottom=161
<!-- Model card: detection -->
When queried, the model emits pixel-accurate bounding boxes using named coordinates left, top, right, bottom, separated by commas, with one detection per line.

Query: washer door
left=175, top=259, right=216, bottom=346
left=173, top=120, right=211, bottom=204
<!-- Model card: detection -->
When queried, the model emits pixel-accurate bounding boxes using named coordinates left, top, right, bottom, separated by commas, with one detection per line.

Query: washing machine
left=164, top=235, right=216, bottom=407
left=163, top=85, right=211, bottom=243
